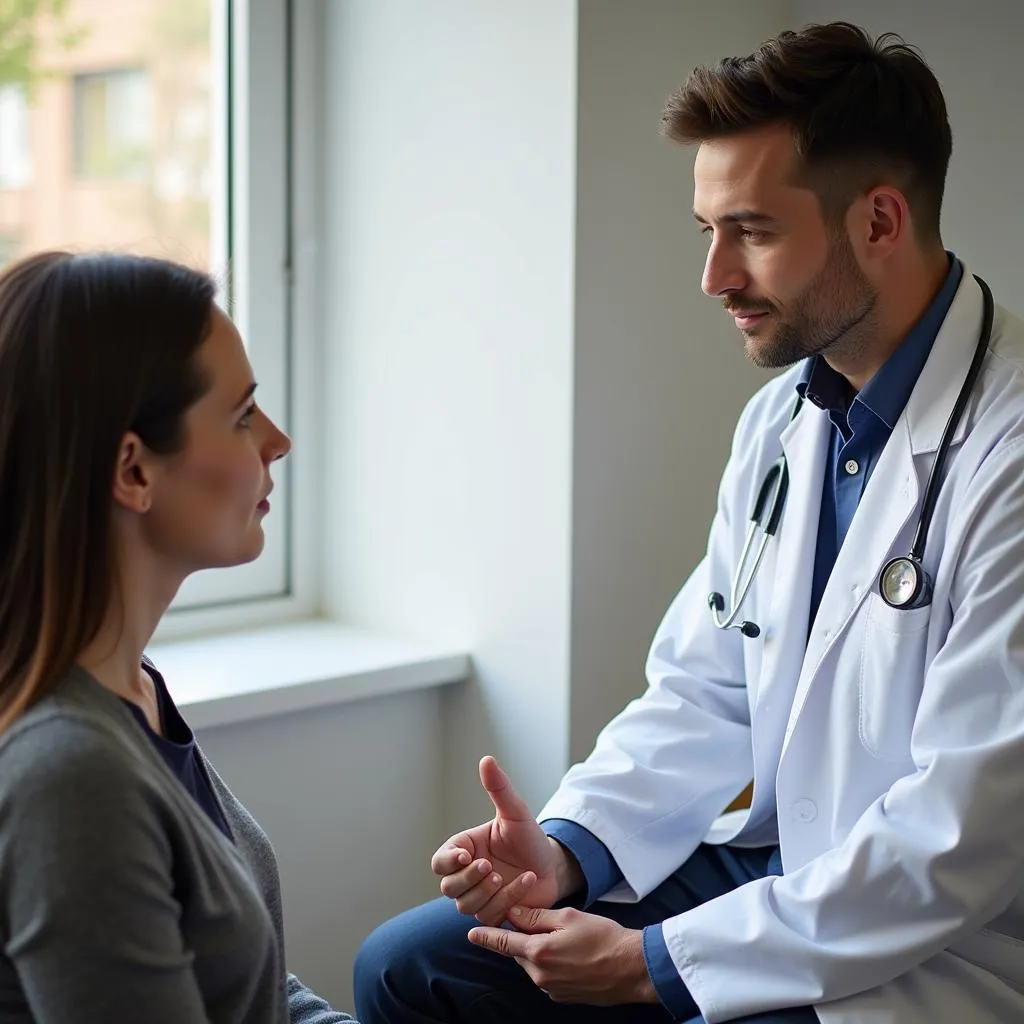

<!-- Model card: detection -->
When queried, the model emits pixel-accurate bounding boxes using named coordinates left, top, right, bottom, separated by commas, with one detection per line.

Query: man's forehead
left=692, top=128, right=813, bottom=221
left=694, top=126, right=798, bottom=186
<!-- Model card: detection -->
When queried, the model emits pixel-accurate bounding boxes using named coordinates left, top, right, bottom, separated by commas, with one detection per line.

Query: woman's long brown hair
left=0, top=251, right=216, bottom=732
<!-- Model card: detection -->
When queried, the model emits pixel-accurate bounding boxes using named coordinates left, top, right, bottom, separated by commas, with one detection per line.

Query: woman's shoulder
left=0, top=670, right=147, bottom=805
left=0, top=676, right=180, bottom=901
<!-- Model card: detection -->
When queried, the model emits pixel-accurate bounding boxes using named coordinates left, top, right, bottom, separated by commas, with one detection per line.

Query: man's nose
left=702, top=239, right=747, bottom=298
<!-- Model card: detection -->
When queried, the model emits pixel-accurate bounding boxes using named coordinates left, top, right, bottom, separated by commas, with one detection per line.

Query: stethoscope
left=708, top=275, right=994, bottom=640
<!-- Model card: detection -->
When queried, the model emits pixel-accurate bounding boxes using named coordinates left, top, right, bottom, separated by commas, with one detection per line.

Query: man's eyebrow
left=692, top=209, right=780, bottom=225
left=232, top=382, right=258, bottom=410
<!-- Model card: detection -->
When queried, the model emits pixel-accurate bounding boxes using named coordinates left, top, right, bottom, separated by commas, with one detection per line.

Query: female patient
left=0, top=251, right=356, bottom=1023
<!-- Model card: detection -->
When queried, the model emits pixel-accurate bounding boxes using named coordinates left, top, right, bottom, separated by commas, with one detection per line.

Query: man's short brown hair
left=662, top=22, right=952, bottom=242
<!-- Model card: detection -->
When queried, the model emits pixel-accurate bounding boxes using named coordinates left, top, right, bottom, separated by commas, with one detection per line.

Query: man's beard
left=727, top=233, right=879, bottom=370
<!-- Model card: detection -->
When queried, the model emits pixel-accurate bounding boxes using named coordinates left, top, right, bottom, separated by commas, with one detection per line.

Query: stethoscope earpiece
left=708, top=591, right=761, bottom=638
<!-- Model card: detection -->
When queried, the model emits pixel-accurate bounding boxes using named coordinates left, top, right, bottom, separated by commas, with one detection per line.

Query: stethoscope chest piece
left=878, top=555, right=930, bottom=609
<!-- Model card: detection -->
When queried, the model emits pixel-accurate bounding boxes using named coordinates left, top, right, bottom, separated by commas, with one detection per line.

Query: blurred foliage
left=0, top=0, right=85, bottom=91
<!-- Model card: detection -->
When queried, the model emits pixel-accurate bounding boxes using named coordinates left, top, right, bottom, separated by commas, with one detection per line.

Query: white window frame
left=157, top=0, right=320, bottom=639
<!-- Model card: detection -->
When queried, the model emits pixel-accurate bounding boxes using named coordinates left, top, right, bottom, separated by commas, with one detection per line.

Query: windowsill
left=147, top=619, right=470, bottom=730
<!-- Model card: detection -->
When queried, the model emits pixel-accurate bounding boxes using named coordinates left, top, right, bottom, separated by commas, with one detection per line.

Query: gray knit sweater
left=0, top=666, right=357, bottom=1023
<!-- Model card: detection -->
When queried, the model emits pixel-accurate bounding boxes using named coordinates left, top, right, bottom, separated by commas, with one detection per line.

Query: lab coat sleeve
left=538, top=390, right=770, bottom=900
left=665, top=437, right=1024, bottom=1022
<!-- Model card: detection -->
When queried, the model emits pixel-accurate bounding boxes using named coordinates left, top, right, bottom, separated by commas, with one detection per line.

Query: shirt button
left=844, top=459, right=860, bottom=475
left=792, top=799, right=818, bottom=823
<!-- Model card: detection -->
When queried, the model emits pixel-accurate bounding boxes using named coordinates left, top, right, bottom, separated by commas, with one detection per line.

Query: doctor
left=355, top=21, right=1024, bottom=1024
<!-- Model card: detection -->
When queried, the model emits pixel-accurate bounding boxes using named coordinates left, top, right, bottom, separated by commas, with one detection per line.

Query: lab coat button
left=792, top=798, right=817, bottom=822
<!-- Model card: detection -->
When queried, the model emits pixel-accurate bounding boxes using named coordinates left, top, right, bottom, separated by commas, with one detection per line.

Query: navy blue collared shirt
left=543, top=253, right=963, bottom=1018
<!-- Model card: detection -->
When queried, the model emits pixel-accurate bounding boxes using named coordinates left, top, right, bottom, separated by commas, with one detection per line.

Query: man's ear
left=862, top=185, right=909, bottom=254
left=112, top=431, right=157, bottom=514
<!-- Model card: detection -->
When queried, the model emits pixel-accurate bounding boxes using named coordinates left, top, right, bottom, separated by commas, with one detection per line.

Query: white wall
left=320, top=0, right=580, bottom=823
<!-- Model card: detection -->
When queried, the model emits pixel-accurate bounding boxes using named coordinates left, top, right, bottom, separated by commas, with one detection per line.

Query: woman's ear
left=112, top=432, right=157, bottom=514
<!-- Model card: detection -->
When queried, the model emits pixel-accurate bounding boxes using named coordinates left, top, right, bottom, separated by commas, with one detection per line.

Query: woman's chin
left=207, top=529, right=267, bottom=570
left=240, top=527, right=267, bottom=562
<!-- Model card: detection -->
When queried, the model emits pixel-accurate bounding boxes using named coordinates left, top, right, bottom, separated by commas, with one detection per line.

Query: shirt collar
left=796, top=252, right=963, bottom=428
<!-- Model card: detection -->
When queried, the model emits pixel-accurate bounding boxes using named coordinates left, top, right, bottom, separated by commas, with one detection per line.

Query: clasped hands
left=430, top=755, right=656, bottom=1006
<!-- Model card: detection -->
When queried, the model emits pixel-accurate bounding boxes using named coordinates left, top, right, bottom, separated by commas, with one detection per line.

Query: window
left=73, top=69, right=151, bottom=181
left=0, top=86, right=32, bottom=188
left=0, top=0, right=301, bottom=632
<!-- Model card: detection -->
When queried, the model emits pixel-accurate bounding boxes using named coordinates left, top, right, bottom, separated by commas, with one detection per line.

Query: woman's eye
left=238, top=402, right=257, bottom=428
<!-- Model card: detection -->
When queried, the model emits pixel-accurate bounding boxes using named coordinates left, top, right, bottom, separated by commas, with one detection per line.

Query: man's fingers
left=431, top=838, right=474, bottom=876
left=438, top=858, right=494, bottom=900
left=451, top=870, right=509, bottom=917
left=479, top=755, right=532, bottom=822
left=472, top=870, right=538, bottom=926
left=467, top=924, right=532, bottom=959
left=506, top=904, right=570, bottom=933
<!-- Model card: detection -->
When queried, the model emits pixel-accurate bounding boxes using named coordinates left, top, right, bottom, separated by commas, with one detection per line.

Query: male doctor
left=355, top=21, right=1024, bottom=1024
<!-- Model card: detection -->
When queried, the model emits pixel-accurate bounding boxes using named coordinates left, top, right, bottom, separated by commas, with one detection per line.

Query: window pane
left=0, top=86, right=32, bottom=188
left=0, top=0, right=224, bottom=274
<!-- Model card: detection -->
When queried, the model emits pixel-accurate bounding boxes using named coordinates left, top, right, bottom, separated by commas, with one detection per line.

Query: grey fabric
left=0, top=665, right=355, bottom=1024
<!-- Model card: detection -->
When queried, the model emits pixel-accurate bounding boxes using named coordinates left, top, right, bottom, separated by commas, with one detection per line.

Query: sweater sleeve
left=0, top=718, right=212, bottom=1023
left=287, top=973, right=356, bottom=1023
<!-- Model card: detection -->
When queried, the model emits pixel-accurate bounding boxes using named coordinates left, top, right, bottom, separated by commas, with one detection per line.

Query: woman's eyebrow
left=231, top=382, right=258, bottom=410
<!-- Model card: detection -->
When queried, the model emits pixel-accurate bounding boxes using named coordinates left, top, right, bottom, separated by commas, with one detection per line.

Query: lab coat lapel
left=904, top=270, right=986, bottom=456
left=754, top=398, right=829, bottom=715
left=779, top=422, right=919, bottom=754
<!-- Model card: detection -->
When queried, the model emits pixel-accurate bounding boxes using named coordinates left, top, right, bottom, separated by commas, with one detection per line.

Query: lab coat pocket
left=859, top=592, right=931, bottom=761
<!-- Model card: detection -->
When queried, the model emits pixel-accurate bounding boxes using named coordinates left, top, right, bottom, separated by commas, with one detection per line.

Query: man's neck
left=830, top=247, right=950, bottom=393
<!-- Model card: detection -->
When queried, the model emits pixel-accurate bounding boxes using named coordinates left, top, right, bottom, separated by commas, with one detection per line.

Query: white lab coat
left=539, top=270, right=1024, bottom=1023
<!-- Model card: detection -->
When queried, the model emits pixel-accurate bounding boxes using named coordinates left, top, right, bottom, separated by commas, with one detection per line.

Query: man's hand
left=467, top=906, right=658, bottom=1006
left=430, top=756, right=576, bottom=925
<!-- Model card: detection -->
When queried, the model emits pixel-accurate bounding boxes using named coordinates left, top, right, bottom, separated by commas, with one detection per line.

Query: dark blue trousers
left=354, top=844, right=817, bottom=1023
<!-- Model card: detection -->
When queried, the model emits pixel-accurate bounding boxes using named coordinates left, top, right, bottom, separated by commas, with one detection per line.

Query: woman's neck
left=77, top=546, right=181, bottom=703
